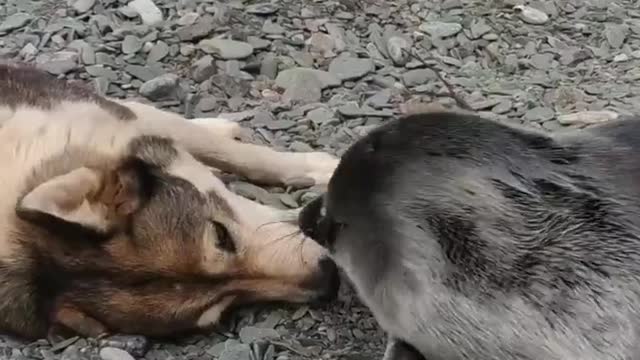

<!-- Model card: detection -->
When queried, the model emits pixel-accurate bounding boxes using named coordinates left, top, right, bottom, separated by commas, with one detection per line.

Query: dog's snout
left=303, top=256, right=340, bottom=303
left=298, top=195, right=324, bottom=240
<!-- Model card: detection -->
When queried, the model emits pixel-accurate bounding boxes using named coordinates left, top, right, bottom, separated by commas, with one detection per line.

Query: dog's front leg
left=122, top=101, right=339, bottom=187
left=383, top=337, right=426, bottom=360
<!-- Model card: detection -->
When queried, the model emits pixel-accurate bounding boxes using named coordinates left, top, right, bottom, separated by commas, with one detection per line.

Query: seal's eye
left=210, top=220, right=235, bottom=253
left=317, top=217, right=345, bottom=249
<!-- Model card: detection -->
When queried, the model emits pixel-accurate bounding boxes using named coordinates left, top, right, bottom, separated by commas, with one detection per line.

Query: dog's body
left=0, top=62, right=341, bottom=341
left=299, top=111, right=640, bottom=360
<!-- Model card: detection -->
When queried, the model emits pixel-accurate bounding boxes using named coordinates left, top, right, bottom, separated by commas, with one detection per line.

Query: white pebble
left=99, top=347, right=135, bottom=360
left=557, top=110, right=619, bottom=126
left=129, top=0, right=163, bottom=26
left=515, top=5, right=549, bottom=25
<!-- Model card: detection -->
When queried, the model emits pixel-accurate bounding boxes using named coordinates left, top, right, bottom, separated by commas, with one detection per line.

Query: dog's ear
left=16, top=162, right=149, bottom=234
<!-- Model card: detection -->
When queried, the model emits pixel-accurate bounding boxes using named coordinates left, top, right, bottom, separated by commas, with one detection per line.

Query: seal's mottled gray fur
left=299, top=111, right=640, bottom=360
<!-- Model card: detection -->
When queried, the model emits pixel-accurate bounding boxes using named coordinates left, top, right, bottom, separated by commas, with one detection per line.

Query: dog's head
left=14, top=134, right=339, bottom=338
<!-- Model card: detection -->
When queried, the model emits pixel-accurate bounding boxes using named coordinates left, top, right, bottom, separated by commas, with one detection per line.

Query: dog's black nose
left=298, top=195, right=324, bottom=240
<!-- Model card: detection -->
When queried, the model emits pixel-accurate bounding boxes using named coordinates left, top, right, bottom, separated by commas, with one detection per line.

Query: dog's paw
left=190, top=117, right=252, bottom=141
left=284, top=152, right=340, bottom=187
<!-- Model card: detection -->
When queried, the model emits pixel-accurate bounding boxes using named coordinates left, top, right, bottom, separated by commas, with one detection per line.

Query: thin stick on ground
left=400, top=47, right=473, bottom=111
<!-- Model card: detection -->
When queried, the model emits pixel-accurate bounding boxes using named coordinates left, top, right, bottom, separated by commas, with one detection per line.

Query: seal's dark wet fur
left=299, top=111, right=640, bottom=360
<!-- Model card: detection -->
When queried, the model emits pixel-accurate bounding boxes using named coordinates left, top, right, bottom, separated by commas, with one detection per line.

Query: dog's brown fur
left=0, top=62, right=340, bottom=341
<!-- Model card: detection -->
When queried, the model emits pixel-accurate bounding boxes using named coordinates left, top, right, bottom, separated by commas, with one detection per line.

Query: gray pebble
left=245, top=3, right=279, bottom=15
left=35, top=51, right=79, bottom=75
left=177, top=15, right=216, bottom=42
left=239, top=327, right=281, bottom=344
left=419, top=22, right=462, bottom=38
left=219, top=343, right=252, bottom=360
left=0, top=13, right=33, bottom=32
left=524, top=106, right=555, bottom=122
left=276, top=68, right=341, bottom=90
left=307, top=107, right=336, bottom=126
left=515, top=5, right=549, bottom=25
left=605, top=24, right=628, bottom=48
left=122, top=35, right=143, bottom=54
left=129, top=0, right=164, bottom=26
left=147, top=41, right=169, bottom=63
left=328, top=55, right=375, bottom=81
left=469, top=19, right=492, bottom=39
left=139, top=73, right=179, bottom=100
left=385, top=36, right=410, bottom=66
left=68, top=0, right=96, bottom=13
left=198, top=39, right=254, bottom=60
left=402, top=68, right=437, bottom=87
left=99, top=347, right=135, bottom=360
left=125, top=64, right=164, bottom=81
left=530, top=53, right=554, bottom=70
left=262, top=20, right=285, bottom=35
left=191, top=55, right=217, bottom=82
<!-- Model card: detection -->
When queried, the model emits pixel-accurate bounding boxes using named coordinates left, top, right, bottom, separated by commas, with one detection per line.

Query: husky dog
left=0, top=61, right=342, bottom=341
left=299, top=110, right=640, bottom=360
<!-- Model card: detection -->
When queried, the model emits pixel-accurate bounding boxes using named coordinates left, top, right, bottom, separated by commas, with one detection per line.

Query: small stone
left=85, top=65, right=119, bottom=80
left=524, top=106, right=554, bottom=122
left=246, top=3, right=279, bottom=15
left=239, top=326, right=281, bottom=344
left=125, top=64, right=163, bottom=81
left=219, top=343, right=252, bottom=360
left=0, top=13, right=33, bottom=32
left=230, top=182, right=273, bottom=204
left=177, top=15, right=215, bottom=41
left=492, top=100, right=513, bottom=114
left=614, top=53, right=629, bottom=62
left=197, top=96, right=219, bottom=112
left=469, top=19, right=492, bottom=39
left=100, top=335, right=151, bottom=357
left=308, top=33, right=335, bottom=56
left=282, top=75, right=323, bottom=104
left=402, top=68, right=437, bottom=87
left=337, top=104, right=394, bottom=118
left=147, top=41, right=169, bottom=63
left=275, top=68, right=341, bottom=90
left=68, top=0, right=95, bottom=13
left=266, top=120, right=296, bottom=131
left=307, top=107, right=336, bottom=125
left=178, top=12, right=199, bottom=26
left=198, top=39, right=254, bottom=59
left=35, top=51, right=79, bottom=75
left=192, top=55, right=217, bottom=82
left=129, top=0, right=164, bottom=26
left=604, top=24, right=628, bottom=48
left=515, top=5, right=549, bottom=25
left=122, top=35, right=143, bottom=54
left=530, top=53, right=554, bottom=70
left=557, top=110, right=619, bottom=126
left=328, top=55, right=375, bottom=81
left=99, top=347, right=135, bottom=360
left=262, top=19, right=285, bottom=35
left=419, top=22, right=462, bottom=38
left=386, top=36, right=410, bottom=66
left=139, top=73, right=179, bottom=100
left=247, top=36, right=271, bottom=50
left=260, top=53, right=278, bottom=79
left=442, top=0, right=463, bottom=9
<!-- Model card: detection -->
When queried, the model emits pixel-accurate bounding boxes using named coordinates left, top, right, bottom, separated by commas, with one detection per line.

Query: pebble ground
left=1, top=0, right=639, bottom=359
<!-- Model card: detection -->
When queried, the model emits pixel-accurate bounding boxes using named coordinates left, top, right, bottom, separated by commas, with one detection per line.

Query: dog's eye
left=210, top=220, right=235, bottom=253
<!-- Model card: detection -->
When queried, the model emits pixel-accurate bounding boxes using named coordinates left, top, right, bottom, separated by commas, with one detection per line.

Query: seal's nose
left=298, top=195, right=324, bottom=241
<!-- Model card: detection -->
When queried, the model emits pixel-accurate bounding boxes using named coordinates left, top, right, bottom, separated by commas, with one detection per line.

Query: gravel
left=2, top=0, right=640, bottom=358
